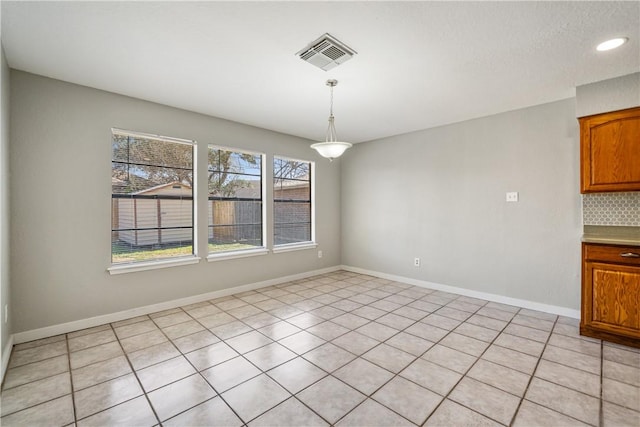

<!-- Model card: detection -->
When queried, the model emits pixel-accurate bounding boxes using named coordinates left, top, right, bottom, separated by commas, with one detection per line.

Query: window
left=208, top=147, right=264, bottom=254
left=111, top=129, right=195, bottom=264
left=273, top=157, right=313, bottom=246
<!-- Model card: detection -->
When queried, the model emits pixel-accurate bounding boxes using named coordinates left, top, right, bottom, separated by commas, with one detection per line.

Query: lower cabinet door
left=586, top=261, right=640, bottom=338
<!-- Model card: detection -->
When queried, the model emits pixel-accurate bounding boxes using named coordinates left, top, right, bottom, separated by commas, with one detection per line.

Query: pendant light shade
left=310, top=141, right=352, bottom=159
left=311, top=79, right=352, bottom=160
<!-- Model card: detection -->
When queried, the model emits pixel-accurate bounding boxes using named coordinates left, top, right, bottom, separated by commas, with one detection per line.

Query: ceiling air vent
left=296, top=33, right=356, bottom=71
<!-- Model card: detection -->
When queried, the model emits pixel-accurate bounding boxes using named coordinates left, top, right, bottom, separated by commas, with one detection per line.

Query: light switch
left=506, top=192, right=519, bottom=202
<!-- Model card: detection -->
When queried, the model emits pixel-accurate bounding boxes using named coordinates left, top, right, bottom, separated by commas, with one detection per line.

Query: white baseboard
left=11, top=263, right=580, bottom=346
left=13, top=265, right=341, bottom=345
left=341, top=265, right=581, bottom=319
left=1, top=333, right=14, bottom=384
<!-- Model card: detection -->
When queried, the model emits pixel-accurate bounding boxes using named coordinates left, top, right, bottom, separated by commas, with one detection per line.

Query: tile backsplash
left=583, top=192, right=640, bottom=226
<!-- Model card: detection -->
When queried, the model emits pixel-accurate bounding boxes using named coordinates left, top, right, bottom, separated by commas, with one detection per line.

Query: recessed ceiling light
left=596, top=37, right=628, bottom=51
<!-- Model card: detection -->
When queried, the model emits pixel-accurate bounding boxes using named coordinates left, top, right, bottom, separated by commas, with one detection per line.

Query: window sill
left=207, top=248, right=269, bottom=262
left=272, top=242, right=318, bottom=254
left=108, top=256, right=201, bottom=275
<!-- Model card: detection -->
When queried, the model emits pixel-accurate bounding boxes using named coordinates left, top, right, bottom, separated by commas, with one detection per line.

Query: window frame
left=108, top=128, right=199, bottom=274
left=206, top=145, right=268, bottom=262
left=272, top=155, right=316, bottom=253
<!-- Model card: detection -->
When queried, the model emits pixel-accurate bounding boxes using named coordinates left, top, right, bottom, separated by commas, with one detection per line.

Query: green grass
left=112, top=242, right=258, bottom=263
left=208, top=242, right=257, bottom=253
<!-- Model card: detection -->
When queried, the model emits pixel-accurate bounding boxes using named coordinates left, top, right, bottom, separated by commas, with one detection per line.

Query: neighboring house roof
left=134, top=182, right=192, bottom=195
left=275, top=179, right=309, bottom=191
left=275, top=173, right=309, bottom=187
left=233, top=186, right=260, bottom=198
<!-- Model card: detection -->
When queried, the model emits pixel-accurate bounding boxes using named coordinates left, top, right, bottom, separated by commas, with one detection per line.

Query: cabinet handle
left=620, top=252, right=640, bottom=258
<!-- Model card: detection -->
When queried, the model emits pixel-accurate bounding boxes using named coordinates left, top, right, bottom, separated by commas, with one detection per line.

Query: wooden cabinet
left=581, top=243, right=640, bottom=348
left=580, top=106, right=640, bottom=193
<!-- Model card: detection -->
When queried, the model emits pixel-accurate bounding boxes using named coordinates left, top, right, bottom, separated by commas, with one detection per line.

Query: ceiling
left=1, top=1, right=639, bottom=143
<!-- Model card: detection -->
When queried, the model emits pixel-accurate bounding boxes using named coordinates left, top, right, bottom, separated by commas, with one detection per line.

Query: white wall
left=341, top=98, right=582, bottom=310
left=1, top=47, right=12, bottom=361
left=10, top=71, right=341, bottom=333
left=576, top=72, right=640, bottom=117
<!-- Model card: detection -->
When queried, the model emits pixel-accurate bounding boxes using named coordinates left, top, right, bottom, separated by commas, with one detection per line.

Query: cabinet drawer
left=584, top=243, right=640, bottom=265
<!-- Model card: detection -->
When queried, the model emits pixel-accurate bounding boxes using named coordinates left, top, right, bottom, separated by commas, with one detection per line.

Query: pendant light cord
left=326, top=82, right=337, bottom=143
left=329, top=84, right=334, bottom=117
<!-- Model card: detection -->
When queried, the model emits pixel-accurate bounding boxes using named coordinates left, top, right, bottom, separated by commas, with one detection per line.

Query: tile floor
left=1, top=270, right=639, bottom=426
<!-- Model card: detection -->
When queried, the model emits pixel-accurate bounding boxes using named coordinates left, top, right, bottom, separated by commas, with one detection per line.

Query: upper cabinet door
left=580, top=106, right=640, bottom=193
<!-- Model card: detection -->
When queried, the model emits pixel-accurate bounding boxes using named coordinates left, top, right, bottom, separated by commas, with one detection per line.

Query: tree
left=112, top=132, right=308, bottom=197
left=112, top=133, right=194, bottom=194
left=208, top=148, right=260, bottom=198
left=112, top=134, right=262, bottom=197
left=274, top=158, right=309, bottom=181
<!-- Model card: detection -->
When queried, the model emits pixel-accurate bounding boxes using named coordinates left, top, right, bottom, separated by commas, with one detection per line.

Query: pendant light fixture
left=311, top=79, right=352, bottom=160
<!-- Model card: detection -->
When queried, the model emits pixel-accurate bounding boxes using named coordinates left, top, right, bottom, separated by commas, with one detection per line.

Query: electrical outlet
left=318, top=250, right=323, bottom=259
left=506, top=192, right=519, bottom=202
left=414, top=257, right=420, bottom=267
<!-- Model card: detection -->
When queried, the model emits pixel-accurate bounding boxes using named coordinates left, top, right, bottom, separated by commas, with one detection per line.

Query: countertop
left=582, top=225, right=640, bottom=247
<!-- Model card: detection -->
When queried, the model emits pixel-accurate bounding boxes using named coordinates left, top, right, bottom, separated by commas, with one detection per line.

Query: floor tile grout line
left=523, top=358, right=608, bottom=402
left=599, top=340, right=604, bottom=427
left=508, top=313, right=559, bottom=427
left=11, top=334, right=67, bottom=348
left=538, top=343, right=601, bottom=374
left=334, top=394, right=417, bottom=426
left=72, top=370, right=133, bottom=394
left=516, top=364, right=614, bottom=423
left=522, top=360, right=603, bottom=398
left=3, top=346, right=69, bottom=374
left=106, top=322, right=163, bottom=426
left=64, top=333, right=79, bottom=426
left=7, top=336, right=67, bottom=362
left=74, top=395, right=148, bottom=425
left=261, top=366, right=334, bottom=419
left=515, top=386, right=604, bottom=424
left=1, top=353, right=71, bottom=392
left=0, top=392, right=74, bottom=421
left=0, top=367, right=75, bottom=419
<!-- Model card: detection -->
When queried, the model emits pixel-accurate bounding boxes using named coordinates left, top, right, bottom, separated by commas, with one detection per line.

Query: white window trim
left=273, top=156, right=316, bottom=250
left=272, top=241, right=318, bottom=254
left=108, top=256, right=201, bottom=275
left=207, top=247, right=269, bottom=262
left=110, top=128, right=198, bottom=268
left=111, top=128, right=194, bottom=146
left=193, top=141, right=199, bottom=258
left=207, top=145, right=266, bottom=257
